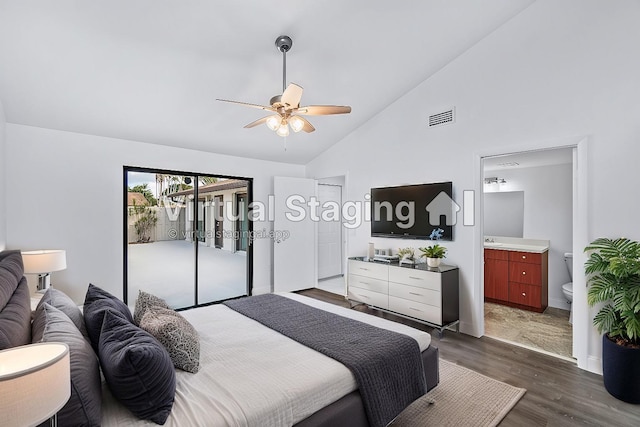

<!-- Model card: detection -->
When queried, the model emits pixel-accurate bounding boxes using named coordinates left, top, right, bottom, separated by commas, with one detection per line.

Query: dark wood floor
left=299, top=289, right=640, bottom=427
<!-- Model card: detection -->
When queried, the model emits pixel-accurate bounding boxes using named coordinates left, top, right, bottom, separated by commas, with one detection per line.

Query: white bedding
left=101, top=293, right=431, bottom=427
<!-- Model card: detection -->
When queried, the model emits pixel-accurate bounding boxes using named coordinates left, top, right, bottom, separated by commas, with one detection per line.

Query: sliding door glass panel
left=127, top=172, right=196, bottom=309
left=197, top=180, right=249, bottom=303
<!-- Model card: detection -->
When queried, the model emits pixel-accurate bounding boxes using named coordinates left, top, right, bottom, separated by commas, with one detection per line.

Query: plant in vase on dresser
left=419, top=228, right=447, bottom=268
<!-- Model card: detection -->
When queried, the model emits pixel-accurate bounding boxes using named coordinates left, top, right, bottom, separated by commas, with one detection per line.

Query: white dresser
left=348, top=257, right=459, bottom=335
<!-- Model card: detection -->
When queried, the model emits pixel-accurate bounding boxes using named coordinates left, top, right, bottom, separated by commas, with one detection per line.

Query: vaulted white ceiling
left=0, top=1, right=534, bottom=164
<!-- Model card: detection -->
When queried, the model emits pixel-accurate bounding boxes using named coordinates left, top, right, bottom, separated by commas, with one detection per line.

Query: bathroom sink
left=484, top=242, right=503, bottom=247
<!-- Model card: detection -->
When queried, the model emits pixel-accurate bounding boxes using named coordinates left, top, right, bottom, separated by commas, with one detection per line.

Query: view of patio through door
left=124, top=167, right=252, bottom=309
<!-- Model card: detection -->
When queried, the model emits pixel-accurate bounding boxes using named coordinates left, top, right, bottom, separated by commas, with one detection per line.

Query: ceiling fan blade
left=216, top=99, right=276, bottom=112
left=281, top=83, right=304, bottom=108
left=243, top=116, right=271, bottom=129
left=296, top=105, right=352, bottom=115
left=297, top=116, right=315, bottom=133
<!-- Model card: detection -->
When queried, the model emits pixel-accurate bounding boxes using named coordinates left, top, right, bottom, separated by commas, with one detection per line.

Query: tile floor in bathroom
left=484, top=302, right=573, bottom=359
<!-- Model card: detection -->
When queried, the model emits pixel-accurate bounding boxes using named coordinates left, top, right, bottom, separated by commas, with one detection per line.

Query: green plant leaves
left=585, top=237, right=640, bottom=344
left=419, top=244, right=447, bottom=259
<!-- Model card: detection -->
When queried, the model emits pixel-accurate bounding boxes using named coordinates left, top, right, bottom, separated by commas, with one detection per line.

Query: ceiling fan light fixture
left=266, top=115, right=281, bottom=131
left=289, top=116, right=305, bottom=133
left=216, top=35, right=351, bottom=137
left=276, top=122, right=290, bottom=137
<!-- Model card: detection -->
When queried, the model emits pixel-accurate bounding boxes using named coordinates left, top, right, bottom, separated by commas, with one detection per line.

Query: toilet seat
left=562, top=282, right=573, bottom=295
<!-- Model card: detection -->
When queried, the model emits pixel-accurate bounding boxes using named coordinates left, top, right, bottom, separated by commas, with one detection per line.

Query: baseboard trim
left=587, top=355, right=602, bottom=375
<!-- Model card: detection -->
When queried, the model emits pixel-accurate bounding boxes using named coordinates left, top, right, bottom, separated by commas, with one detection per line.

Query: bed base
left=295, top=345, right=439, bottom=427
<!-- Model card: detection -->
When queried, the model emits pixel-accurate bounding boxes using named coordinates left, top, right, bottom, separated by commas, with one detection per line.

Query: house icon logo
left=426, top=191, right=461, bottom=226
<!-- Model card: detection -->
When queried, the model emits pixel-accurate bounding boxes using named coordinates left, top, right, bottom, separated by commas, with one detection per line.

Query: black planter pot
left=602, top=334, right=640, bottom=403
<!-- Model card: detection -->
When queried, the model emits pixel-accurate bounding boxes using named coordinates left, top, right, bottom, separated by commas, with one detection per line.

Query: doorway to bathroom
left=481, top=147, right=574, bottom=361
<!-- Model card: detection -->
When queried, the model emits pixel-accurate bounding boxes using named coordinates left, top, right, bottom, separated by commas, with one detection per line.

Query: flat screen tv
left=370, top=181, right=454, bottom=240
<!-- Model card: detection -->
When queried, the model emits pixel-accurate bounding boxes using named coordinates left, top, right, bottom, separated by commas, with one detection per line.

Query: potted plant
left=419, top=228, right=447, bottom=267
left=397, top=247, right=416, bottom=265
left=585, top=237, right=640, bottom=403
left=419, top=244, right=447, bottom=267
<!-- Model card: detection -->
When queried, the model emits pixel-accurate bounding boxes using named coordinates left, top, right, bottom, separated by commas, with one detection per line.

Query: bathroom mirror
left=483, top=191, right=524, bottom=237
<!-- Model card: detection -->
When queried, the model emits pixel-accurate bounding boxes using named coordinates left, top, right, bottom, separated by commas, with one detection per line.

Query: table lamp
left=21, top=250, right=67, bottom=292
left=0, top=342, right=71, bottom=427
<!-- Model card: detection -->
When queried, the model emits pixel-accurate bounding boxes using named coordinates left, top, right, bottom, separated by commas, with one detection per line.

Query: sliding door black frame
left=123, top=166, right=254, bottom=307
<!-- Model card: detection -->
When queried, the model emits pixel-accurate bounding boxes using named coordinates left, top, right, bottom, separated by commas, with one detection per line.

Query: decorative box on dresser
left=348, top=257, right=459, bottom=336
left=483, top=238, right=549, bottom=313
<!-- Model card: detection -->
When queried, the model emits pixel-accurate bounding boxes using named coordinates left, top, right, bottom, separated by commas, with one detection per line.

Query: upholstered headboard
left=0, top=250, right=32, bottom=349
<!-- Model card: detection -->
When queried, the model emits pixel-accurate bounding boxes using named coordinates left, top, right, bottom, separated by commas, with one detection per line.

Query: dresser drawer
left=348, top=274, right=388, bottom=294
left=348, top=260, right=388, bottom=280
left=508, top=282, right=542, bottom=309
left=509, top=261, right=542, bottom=285
left=348, top=288, right=388, bottom=309
left=389, top=268, right=440, bottom=291
left=389, top=296, right=441, bottom=325
left=389, top=282, right=441, bottom=308
left=508, top=251, right=541, bottom=265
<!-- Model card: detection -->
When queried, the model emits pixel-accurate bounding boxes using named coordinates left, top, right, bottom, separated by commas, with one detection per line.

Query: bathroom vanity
left=484, top=237, right=549, bottom=312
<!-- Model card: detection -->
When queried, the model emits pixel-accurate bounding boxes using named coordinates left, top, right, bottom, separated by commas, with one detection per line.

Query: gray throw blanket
left=224, top=294, right=427, bottom=427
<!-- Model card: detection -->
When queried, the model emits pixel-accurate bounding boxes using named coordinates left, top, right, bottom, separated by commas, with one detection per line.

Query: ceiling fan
left=217, top=35, right=351, bottom=137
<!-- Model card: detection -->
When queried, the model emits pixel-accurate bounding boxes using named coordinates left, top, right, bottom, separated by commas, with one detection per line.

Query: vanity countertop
left=483, top=237, right=549, bottom=253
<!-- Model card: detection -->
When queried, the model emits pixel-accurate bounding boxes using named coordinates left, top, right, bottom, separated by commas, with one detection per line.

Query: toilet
left=561, top=253, right=573, bottom=323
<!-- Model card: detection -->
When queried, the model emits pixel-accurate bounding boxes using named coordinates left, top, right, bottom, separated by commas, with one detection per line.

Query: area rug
left=389, top=359, right=526, bottom=427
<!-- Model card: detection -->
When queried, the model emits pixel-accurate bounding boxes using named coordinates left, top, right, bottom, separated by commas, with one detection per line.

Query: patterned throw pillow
left=133, top=290, right=170, bottom=326
left=139, top=307, right=200, bottom=373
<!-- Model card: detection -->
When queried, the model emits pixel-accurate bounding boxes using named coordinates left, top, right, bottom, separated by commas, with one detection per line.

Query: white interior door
left=273, top=176, right=317, bottom=292
left=317, top=184, right=343, bottom=279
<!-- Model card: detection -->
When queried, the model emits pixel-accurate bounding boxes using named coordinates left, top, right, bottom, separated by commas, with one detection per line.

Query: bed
left=0, top=250, right=439, bottom=427
left=100, top=293, right=439, bottom=427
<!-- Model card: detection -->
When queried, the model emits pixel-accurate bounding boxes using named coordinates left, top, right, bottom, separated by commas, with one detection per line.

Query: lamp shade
left=0, top=343, right=71, bottom=427
left=21, top=250, right=67, bottom=274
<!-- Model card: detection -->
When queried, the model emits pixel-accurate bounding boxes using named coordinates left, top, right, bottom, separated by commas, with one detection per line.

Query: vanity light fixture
left=484, top=177, right=507, bottom=185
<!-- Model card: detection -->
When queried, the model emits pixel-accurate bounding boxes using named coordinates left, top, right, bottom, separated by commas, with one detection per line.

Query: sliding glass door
left=124, top=168, right=252, bottom=309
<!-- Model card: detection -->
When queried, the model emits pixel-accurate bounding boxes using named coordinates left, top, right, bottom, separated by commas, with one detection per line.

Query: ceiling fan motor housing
left=275, top=35, right=292, bottom=53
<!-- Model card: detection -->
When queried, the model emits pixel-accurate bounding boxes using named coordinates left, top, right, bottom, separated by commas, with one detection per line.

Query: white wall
left=5, top=124, right=304, bottom=303
left=485, top=164, right=573, bottom=309
left=0, top=99, right=5, bottom=251
left=306, top=0, right=640, bottom=372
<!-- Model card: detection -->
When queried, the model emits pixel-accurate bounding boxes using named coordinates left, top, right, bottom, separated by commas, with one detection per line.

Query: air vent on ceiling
left=428, top=107, right=455, bottom=127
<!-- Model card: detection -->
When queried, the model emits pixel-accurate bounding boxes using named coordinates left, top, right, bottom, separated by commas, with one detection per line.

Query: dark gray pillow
left=99, top=310, right=175, bottom=424
left=140, top=306, right=200, bottom=373
left=32, top=303, right=101, bottom=427
left=0, top=250, right=23, bottom=310
left=38, top=287, right=88, bottom=339
left=83, top=283, right=133, bottom=351
left=0, top=278, right=31, bottom=349
left=133, top=290, right=170, bottom=326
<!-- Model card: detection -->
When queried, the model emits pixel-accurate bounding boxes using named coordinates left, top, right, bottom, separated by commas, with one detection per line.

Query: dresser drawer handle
left=408, top=276, right=423, bottom=280
left=409, top=292, right=423, bottom=296
left=522, top=271, right=526, bottom=275
left=522, top=292, right=526, bottom=297
left=409, top=307, right=423, bottom=312
left=522, top=255, right=526, bottom=259
left=359, top=267, right=369, bottom=271
left=359, top=294, right=369, bottom=299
